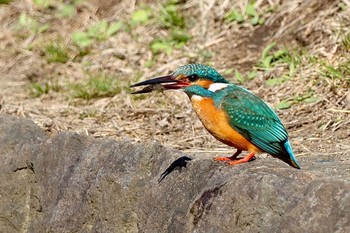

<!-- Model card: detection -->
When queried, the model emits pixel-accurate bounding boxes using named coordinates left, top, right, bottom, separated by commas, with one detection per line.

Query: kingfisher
left=130, top=64, right=300, bottom=169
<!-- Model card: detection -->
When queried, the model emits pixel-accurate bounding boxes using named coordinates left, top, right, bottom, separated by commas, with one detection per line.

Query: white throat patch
left=208, top=83, right=229, bottom=92
left=191, top=95, right=203, bottom=101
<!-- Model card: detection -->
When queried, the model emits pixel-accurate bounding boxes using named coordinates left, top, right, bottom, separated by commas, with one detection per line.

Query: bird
left=130, top=64, right=300, bottom=169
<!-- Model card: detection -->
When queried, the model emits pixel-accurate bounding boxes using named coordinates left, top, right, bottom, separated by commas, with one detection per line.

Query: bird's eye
left=188, top=74, right=199, bottom=82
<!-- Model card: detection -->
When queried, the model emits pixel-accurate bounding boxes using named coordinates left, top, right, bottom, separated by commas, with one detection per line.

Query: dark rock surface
left=0, top=114, right=349, bottom=233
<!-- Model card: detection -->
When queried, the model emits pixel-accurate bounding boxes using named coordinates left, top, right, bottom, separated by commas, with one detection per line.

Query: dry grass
left=0, top=0, right=349, bottom=161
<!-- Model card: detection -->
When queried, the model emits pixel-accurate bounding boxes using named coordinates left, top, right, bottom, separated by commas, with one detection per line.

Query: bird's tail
left=283, top=140, right=300, bottom=169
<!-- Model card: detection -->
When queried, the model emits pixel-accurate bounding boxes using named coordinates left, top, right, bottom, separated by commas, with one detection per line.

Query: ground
left=0, top=0, right=349, bottom=163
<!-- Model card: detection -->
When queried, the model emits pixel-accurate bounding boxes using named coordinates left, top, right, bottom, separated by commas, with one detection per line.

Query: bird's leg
left=214, top=149, right=242, bottom=162
left=226, top=152, right=255, bottom=165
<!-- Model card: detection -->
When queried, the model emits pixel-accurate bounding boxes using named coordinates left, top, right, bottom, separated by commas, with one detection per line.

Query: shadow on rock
left=158, top=156, right=192, bottom=183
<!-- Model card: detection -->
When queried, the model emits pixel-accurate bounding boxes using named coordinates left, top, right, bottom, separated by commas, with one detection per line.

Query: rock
left=0, top=114, right=349, bottom=233
left=0, top=115, right=47, bottom=233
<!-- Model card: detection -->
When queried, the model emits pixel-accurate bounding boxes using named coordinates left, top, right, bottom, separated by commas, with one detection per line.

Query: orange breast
left=191, top=97, right=261, bottom=153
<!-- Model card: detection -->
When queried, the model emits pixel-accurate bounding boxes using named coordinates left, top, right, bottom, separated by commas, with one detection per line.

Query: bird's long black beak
left=130, top=75, right=189, bottom=94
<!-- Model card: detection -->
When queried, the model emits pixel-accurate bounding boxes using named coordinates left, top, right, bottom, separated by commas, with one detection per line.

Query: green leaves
left=69, top=73, right=123, bottom=100
left=59, top=4, right=76, bottom=18
left=257, top=42, right=301, bottom=86
left=224, top=2, right=264, bottom=25
left=107, top=21, right=123, bottom=37
left=72, top=20, right=123, bottom=48
left=44, top=42, right=70, bottom=63
left=150, top=40, right=173, bottom=55
left=233, top=70, right=257, bottom=84
left=148, top=1, right=190, bottom=56
left=72, top=32, right=93, bottom=48
left=17, top=12, right=50, bottom=34
left=150, top=30, right=191, bottom=55
left=29, top=81, right=61, bottom=97
left=131, top=8, right=152, bottom=25
left=159, top=1, right=185, bottom=29
left=275, top=91, right=320, bottom=110
left=224, top=10, right=244, bottom=23
left=275, top=100, right=293, bottom=110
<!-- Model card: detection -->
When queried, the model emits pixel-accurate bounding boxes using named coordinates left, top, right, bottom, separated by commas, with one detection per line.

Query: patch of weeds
left=72, top=20, right=123, bottom=48
left=44, top=42, right=70, bottom=63
left=257, top=42, right=300, bottom=86
left=17, top=12, right=50, bottom=35
left=342, top=32, right=350, bottom=51
left=79, top=109, right=97, bottom=119
left=275, top=90, right=320, bottom=110
left=149, top=1, right=191, bottom=55
left=131, top=7, right=152, bottom=25
left=232, top=70, right=257, bottom=84
left=69, top=73, right=124, bottom=100
left=158, top=0, right=185, bottom=29
left=224, top=1, right=264, bottom=26
left=150, top=39, right=173, bottom=55
left=150, top=29, right=191, bottom=55
left=265, top=76, right=290, bottom=86
left=58, top=4, right=76, bottom=18
left=33, top=0, right=52, bottom=9
left=29, top=81, right=61, bottom=97
left=57, top=0, right=84, bottom=17
left=0, top=0, right=12, bottom=4
left=259, top=43, right=300, bottom=71
left=224, top=9, right=244, bottom=24
left=320, top=61, right=350, bottom=84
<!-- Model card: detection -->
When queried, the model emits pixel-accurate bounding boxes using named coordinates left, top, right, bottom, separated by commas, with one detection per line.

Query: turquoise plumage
left=131, top=64, right=301, bottom=169
left=183, top=83, right=300, bottom=168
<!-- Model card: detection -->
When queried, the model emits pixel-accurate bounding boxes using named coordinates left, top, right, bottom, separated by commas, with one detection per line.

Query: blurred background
left=0, top=0, right=349, bottom=158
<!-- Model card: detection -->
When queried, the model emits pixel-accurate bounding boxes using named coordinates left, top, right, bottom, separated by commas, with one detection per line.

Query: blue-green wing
left=214, top=85, right=289, bottom=156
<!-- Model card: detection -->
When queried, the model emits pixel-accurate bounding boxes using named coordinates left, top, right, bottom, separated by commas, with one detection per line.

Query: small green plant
left=232, top=70, right=257, bottom=84
left=224, top=9, right=244, bottom=23
left=257, top=42, right=300, bottom=86
left=131, top=8, right=152, bottom=25
left=44, top=42, right=70, bottom=63
left=275, top=90, right=320, bottom=110
left=245, top=2, right=263, bottom=25
left=72, top=20, right=123, bottom=48
left=150, top=39, right=173, bottom=55
left=342, top=32, right=350, bottom=51
left=225, top=2, right=264, bottom=25
left=33, top=0, right=51, bottom=9
left=58, top=4, right=76, bottom=18
left=149, top=1, right=190, bottom=55
left=265, top=76, right=290, bottom=86
left=320, top=61, right=350, bottom=83
left=150, top=29, right=191, bottom=55
left=158, top=0, right=185, bottom=29
left=0, top=0, right=12, bottom=4
left=258, top=43, right=300, bottom=71
left=29, top=81, right=61, bottom=97
left=150, top=31, right=191, bottom=55
left=79, top=109, right=97, bottom=119
left=69, top=73, right=124, bottom=100
left=17, top=12, right=50, bottom=34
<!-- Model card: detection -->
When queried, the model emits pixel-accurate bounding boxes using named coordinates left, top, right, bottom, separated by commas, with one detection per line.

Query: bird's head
left=130, top=64, right=229, bottom=94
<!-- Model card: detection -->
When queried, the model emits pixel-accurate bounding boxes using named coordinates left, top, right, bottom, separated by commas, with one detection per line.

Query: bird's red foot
left=213, top=150, right=242, bottom=162
left=214, top=156, right=234, bottom=161
left=226, top=152, right=255, bottom=165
